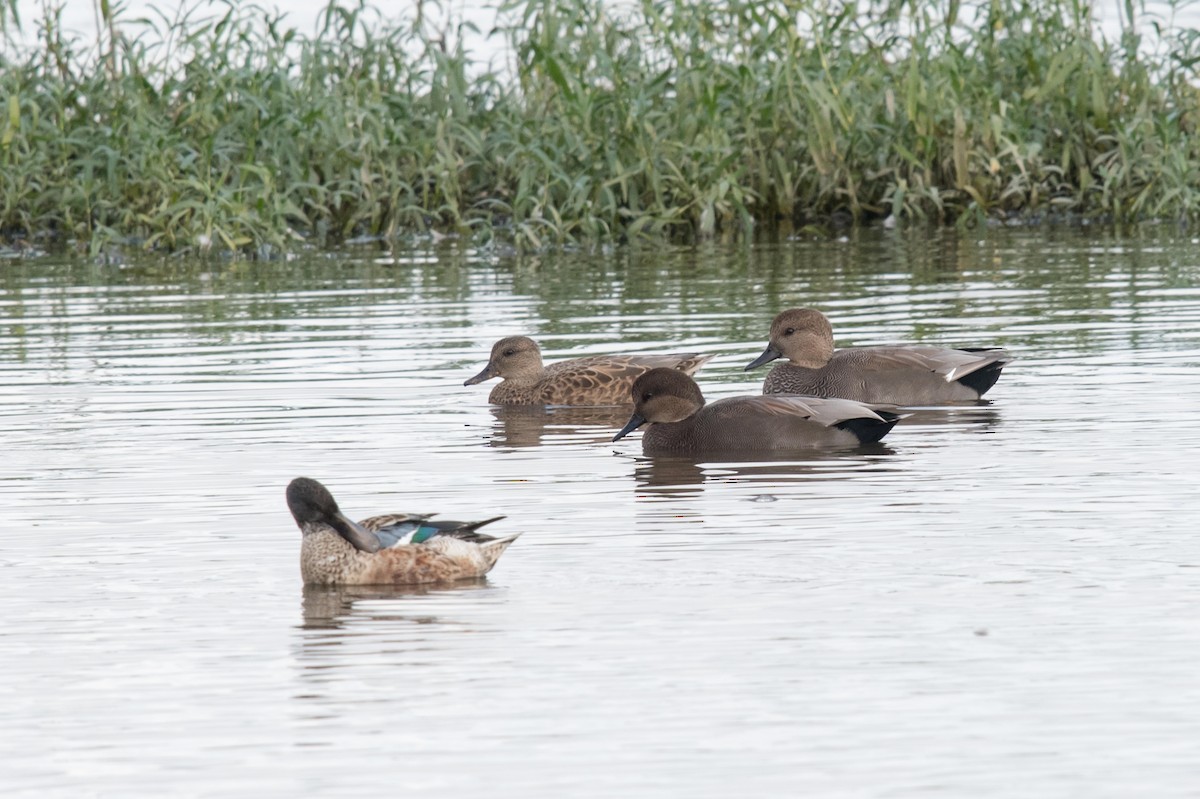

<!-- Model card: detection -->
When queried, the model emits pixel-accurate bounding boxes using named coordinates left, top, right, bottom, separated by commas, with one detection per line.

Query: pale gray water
left=2, top=228, right=1200, bottom=796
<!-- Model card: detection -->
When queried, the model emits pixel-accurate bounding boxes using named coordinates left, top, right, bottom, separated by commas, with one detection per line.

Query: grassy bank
left=2, top=0, right=1199, bottom=254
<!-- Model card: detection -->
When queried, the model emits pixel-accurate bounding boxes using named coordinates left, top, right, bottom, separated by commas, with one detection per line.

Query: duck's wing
left=663, top=353, right=714, bottom=375
left=545, top=352, right=712, bottom=377
left=701, top=395, right=903, bottom=447
left=544, top=357, right=645, bottom=381
left=358, top=513, right=433, bottom=533
left=536, top=354, right=713, bottom=405
left=358, top=513, right=507, bottom=547
left=357, top=513, right=433, bottom=548
left=847, top=346, right=1012, bottom=382
left=736, top=394, right=896, bottom=426
left=534, top=358, right=656, bottom=404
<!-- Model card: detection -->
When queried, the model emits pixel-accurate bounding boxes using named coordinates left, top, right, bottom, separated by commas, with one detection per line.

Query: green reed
left=2, top=0, right=1199, bottom=253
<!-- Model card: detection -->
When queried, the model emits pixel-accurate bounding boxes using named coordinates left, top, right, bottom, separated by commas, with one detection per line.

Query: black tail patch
left=955, top=362, right=1006, bottom=397
left=835, top=411, right=902, bottom=445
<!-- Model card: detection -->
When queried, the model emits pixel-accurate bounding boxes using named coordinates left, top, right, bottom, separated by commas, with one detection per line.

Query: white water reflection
left=2, top=229, right=1200, bottom=796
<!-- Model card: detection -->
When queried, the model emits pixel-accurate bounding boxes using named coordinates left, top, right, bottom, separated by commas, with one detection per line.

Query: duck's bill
left=612, top=413, right=647, bottom=442
left=744, top=346, right=782, bottom=370
left=463, top=363, right=496, bottom=386
left=332, top=512, right=382, bottom=553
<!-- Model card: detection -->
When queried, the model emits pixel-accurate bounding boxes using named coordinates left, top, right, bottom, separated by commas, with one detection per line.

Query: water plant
left=2, top=0, right=1199, bottom=254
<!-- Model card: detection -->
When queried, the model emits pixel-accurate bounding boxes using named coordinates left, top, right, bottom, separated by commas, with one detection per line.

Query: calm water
left=3, top=228, right=1199, bottom=796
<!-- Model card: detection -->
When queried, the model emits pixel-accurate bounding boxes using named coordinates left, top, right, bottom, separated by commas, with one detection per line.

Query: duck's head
left=286, top=477, right=381, bottom=553
left=612, top=368, right=705, bottom=441
left=745, top=307, right=835, bottom=370
left=464, top=335, right=544, bottom=385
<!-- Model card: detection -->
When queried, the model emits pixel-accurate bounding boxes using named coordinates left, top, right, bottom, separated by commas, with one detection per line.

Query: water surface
left=3, top=228, right=1199, bottom=796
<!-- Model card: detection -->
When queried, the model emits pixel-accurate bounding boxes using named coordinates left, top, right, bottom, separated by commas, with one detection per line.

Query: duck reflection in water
left=487, top=405, right=632, bottom=448
left=299, top=581, right=494, bottom=630
left=900, top=404, right=1004, bottom=430
left=294, top=582, right=502, bottom=708
left=630, top=446, right=898, bottom=498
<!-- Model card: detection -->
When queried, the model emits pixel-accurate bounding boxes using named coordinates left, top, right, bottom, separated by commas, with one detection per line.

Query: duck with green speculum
left=611, top=368, right=903, bottom=454
left=745, top=308, right=1012, bottom=405
left=465, top=335, right=712, bottom=406
left=287, top=477, right=520, bottom=586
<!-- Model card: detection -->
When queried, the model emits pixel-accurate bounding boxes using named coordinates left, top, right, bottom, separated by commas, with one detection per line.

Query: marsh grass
left=2, top=0, right=1200, bottom=254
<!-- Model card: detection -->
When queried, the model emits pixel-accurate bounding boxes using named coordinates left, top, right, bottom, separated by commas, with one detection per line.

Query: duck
left=286, top=477, right=520, bottom=586
left=744, top=308, right=1011, bottom=404
left=464, top=335, right=713, bottom=406
left=611, top=368, right=902, bottom=454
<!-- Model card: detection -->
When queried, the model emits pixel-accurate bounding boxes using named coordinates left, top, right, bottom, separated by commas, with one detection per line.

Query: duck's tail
left=835, top=409, right=908, bottom=445
left=947, top=348, right=1013, bottom=396
left=480, top=533, right=523, bottom=571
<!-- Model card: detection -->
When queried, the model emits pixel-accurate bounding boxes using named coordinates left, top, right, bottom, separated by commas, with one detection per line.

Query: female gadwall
left=611, top=368, right=902, bottom=454
left=287, top=477, right=520, bottom=586
left=465, top=335, right=712, bottom=405
left=745, top=308, right=1011, bottom=404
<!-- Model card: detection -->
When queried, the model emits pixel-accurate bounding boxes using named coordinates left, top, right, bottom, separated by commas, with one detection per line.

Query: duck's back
left=763, top=346, right=1006, bottom=404
left=495, top=352, right=711, bottom=406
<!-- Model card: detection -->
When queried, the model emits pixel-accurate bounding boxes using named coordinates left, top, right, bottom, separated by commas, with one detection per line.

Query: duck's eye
left=784, top=327, right=795, bottom=336
left=641, top=392, right=653, bottom=402
left=502, top=349, right=515, bottom=357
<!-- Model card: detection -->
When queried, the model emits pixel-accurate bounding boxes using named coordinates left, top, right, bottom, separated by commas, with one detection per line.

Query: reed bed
left=2, top=0, right=1199, bottom=253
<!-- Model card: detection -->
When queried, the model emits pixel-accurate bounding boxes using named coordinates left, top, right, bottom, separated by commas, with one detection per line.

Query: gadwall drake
left=745, top=308, right=1011, bottom=404
left=464, top=335, right=713, bottom=406
left=611, top=368, right=902, bottom=454
left=287, top=477, right=520, bottom=586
